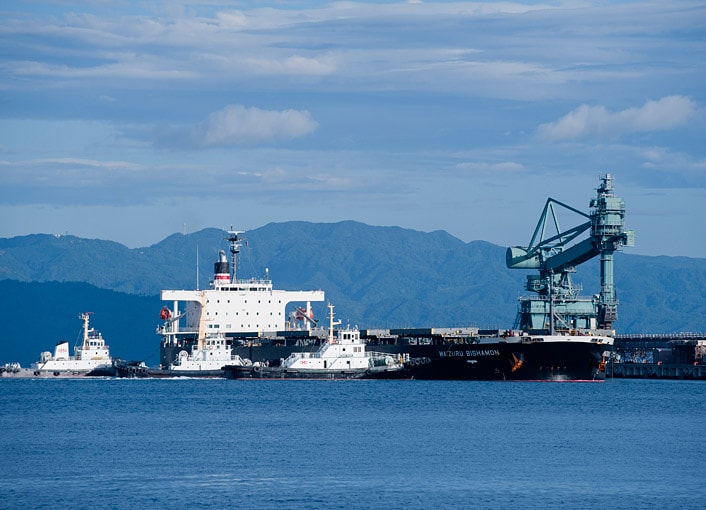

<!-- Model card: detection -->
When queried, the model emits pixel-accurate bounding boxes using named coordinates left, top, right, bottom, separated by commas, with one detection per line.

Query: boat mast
left=80, top=312, right=92, bottom=350
left=327, top=303, right=341, bottom=343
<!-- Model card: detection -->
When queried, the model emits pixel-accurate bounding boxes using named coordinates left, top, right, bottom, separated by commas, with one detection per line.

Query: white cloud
left=28, top=158, right=141, bottom=170
left=456, top=161, right=525, bottom=173
left=537, top=96, right=698, bottom=141
left=156, top=104, right=319, bottom=148
left=243, top=54, right=337, bottom=76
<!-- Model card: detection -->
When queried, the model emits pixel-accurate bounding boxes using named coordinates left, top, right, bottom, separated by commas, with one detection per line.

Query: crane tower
left=506, top=174, right=634, bottom=334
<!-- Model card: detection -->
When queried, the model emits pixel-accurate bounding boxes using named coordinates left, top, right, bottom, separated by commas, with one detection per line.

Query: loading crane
left=506, top=174, right=634, bottom=334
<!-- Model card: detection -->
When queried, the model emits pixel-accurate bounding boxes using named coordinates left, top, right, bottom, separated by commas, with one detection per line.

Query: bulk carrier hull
left=395, top=341, right=608, bottom=381
left=213, top=331, right=610, bottom=381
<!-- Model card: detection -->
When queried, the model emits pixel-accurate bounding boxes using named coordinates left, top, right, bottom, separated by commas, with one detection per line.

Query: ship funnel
left=214, top=249, right=230, bottom=282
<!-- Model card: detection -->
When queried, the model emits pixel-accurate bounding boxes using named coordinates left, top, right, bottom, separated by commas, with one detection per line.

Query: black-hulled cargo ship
left=137, top=175, right=632, bottom=381
left=225, top=329, right=611, bottom=381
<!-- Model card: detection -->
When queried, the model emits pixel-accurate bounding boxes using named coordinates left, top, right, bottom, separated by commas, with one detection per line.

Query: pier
left=610, top=333, right=706, bottom=380
left=608, top=362, right=706, bottom=380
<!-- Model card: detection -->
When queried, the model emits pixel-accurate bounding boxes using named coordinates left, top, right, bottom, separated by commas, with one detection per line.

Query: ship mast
left=225, top=227, right=244, bottom=283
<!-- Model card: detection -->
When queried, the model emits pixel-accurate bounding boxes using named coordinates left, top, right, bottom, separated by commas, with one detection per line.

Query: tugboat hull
left=224, top=365, right=409, bottom=380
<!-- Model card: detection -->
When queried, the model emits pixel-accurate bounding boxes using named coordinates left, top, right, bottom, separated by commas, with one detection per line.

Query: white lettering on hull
left=439, top=349, right=500, bottom=357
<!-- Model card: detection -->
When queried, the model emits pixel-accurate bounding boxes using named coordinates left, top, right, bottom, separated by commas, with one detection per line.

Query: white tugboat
left=1, top=312, right=115, bottom=378
left=223, top=304, right=409, bottom=379
left=33, top=312, right=114, bottom=376
left=168, top=333, right=250, bottom=374
left=114, top=332, right=251, bottom=378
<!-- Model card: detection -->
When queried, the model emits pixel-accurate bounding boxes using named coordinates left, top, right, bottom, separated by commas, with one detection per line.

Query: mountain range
left=2, top=221, right=705, bottom=366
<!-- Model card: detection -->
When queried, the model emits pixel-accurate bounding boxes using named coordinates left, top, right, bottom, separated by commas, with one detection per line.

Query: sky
left=1, top=0, right=704, bottom=258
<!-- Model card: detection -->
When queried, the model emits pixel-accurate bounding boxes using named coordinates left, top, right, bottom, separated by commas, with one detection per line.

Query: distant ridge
left=2, top=221, right=706, bottom=364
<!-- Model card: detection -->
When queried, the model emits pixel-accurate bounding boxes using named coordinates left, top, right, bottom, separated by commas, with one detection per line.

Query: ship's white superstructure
left=32, top=312, right=113, bottom=375
left=157, top=228, right=325, bottom=366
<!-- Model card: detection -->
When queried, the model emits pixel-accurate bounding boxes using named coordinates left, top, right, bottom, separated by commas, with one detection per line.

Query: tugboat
left=223, top=304, right=409, bottom=380
left=1, top=312, right=115, bottom=378
left=114, top=332, right=251, bottom=378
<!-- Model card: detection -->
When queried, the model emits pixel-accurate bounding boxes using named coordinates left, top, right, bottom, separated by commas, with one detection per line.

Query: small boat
left=0, top=362, right=31, bottom=377
left=224, top=304, right=409, bottom=380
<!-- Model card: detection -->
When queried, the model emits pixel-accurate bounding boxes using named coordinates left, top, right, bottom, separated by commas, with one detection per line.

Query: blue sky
left=1, top=0, right=704, bottom=257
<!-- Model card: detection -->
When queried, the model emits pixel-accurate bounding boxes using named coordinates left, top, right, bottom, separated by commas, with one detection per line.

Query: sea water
left=1, top=379, right=704, bottom=509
